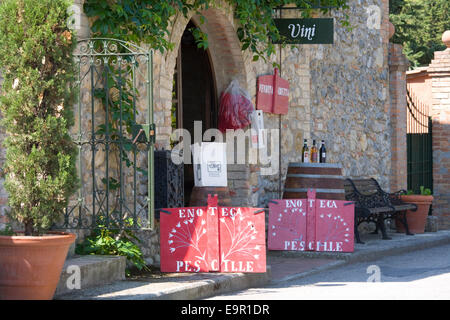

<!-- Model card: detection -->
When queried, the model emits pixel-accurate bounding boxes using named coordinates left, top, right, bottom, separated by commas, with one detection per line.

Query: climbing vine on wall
left=84, top=0, right=349, bottom=61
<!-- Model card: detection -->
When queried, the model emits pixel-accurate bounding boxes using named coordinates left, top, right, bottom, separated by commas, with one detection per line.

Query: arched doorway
left=161, top=6, right=252, bottom=207
left=172, top=20, right=218, bottom=204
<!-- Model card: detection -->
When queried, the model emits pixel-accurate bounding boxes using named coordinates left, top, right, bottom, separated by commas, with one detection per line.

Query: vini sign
left=273, top=18, right=334, bottom=44
left=268, top=189, right=355, bottom=252
left=160, top=195, right=266, bottom=273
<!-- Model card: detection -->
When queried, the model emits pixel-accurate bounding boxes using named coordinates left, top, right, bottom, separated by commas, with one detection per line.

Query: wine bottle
left=302, top=139, right=309, bottom=163
left=311, top=140, right=318, bottom=163
left=319, top=140, right=326, bottom=163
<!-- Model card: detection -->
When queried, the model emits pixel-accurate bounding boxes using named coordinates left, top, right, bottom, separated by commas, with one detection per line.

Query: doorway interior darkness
left=172, top=21, right=218, bottom=205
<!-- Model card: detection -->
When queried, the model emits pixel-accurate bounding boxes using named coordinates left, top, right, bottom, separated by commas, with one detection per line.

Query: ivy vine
left=83, top=0, right=350, bottom=61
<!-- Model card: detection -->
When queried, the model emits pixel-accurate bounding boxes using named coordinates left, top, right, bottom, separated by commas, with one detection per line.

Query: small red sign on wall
left=268, top=189, right=355, bottom=252
left=160, top=195, right=266, bottom=273
left=256, top=68, right=289, bottom=114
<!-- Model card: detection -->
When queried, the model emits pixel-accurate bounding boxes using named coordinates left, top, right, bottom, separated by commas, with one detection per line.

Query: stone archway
left=151, top=3, right=255, bottom=207
left=153, top=3, right=252, bottom=149
left=191, top=8, right=248, bottom=96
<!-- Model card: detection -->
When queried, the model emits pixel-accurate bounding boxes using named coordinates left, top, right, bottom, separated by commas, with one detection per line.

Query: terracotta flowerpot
left=396, top=195, right=434, bottom=234
left=0, top=231, right=76, bottom=300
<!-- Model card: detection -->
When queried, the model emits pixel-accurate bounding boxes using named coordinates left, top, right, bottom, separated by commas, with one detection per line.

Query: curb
left=56, top=266, right=271, bottom=300
left=151, top=268, right=272, bottom=300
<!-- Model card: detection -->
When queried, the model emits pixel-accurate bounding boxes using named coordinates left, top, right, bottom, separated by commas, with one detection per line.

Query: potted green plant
left=0, top=0, right=78, bottom=300
left=396, top=186, right=433, bottom=234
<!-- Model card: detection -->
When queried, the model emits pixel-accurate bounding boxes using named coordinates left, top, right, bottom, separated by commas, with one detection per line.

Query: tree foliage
left=84, top=0, right=350, bottom=61
left=390, top=0, right=450, bottom=68
left=0, top=0, right=78, bottom=235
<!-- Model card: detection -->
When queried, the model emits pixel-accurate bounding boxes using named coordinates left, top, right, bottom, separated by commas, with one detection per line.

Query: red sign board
left=160, top=195, right=266, bottom=273
left=268, top=189, right=355, bottom=252
left=256, top=68, right=289, bottom=114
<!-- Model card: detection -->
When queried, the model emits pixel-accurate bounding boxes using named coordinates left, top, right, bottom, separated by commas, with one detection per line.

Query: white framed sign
left=191, top=142, right=227, bottom=187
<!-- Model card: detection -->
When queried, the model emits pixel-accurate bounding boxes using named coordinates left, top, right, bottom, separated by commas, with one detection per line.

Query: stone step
left=55, top=255, right=126, bottom=298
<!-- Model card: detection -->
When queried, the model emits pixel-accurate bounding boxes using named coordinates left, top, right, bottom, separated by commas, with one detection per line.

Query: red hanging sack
left=218, top=80, right=254, bottom=132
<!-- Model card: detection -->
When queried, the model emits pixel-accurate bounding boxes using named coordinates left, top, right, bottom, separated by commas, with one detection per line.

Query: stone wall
left=312, top=0, right=391, bottom=183
left=149, top=0, right=395, bottom=246
left=255, top=0, right=393, bottom=207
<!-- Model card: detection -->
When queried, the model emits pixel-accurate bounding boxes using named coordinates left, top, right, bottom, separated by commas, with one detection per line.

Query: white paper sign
left=191, top=142, right=227, bottom=187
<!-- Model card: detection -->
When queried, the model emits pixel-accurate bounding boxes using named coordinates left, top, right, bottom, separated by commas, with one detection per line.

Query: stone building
left=2, top=0, right=443, bottom=265
left=149, top=0, right=399, bottom=210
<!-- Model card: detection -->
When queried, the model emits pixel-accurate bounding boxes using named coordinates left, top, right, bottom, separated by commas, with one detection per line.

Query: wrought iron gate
left=406, top=88, right=433, bottom=194
left=60, top=38, right=155, bottom=230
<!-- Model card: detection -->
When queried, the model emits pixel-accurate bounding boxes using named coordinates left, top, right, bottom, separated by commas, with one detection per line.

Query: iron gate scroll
left=60, top=38, right=155, bottom=231
left=406, top=88, right=433, bottom=194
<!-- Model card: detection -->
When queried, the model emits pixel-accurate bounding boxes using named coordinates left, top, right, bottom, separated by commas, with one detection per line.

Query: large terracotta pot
left=0, top=231, right=76, bottom=300
left=396, top=195, right=434, bottom=234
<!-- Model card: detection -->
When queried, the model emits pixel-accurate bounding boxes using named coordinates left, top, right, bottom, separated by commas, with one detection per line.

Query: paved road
left=207, top=243, right=450, bottom=300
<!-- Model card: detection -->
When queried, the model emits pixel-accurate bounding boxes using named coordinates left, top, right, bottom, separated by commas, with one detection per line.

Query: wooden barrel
left=189, top=186, right=232, bottom=207
left=283, top=163, right=345, bottom=200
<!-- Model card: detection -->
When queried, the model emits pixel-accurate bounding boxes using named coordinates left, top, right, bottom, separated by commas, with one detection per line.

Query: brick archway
left=154, top=4, right=251, bottom=149
left=191, top=8, right=248, bottom=96
left=151, top=4, right=254, bottom=207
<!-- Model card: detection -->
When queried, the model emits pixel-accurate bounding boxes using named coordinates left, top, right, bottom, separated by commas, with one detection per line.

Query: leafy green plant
left=420, top=186, right=432, bottom=195
left=406, top=186, right=432, bottom=195
left=83, top=0, right=350, bottom=62
left=390, top=0, right=450, bottom=67
left=76, top=217, right=149, bottom=276
left=0, top=224, right=15, bottom=236
left=93, top=62, right=147, bottom=192
left=0, top=0, right=78, bottom=236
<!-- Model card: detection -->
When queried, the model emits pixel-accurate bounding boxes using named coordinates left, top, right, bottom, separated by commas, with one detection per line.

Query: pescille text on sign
left=268, top=189, right=355, bottom=252
left=160, top=195, right=266, bottom=273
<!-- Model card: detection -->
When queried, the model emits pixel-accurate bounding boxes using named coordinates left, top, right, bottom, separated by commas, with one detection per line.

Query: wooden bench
left=344, top=178, right=417, bottom=244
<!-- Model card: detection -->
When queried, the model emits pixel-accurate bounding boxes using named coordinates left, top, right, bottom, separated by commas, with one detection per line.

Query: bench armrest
left=388, top=189, right=408, bottom=205
left=390, top=189, right=408, bottom=197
